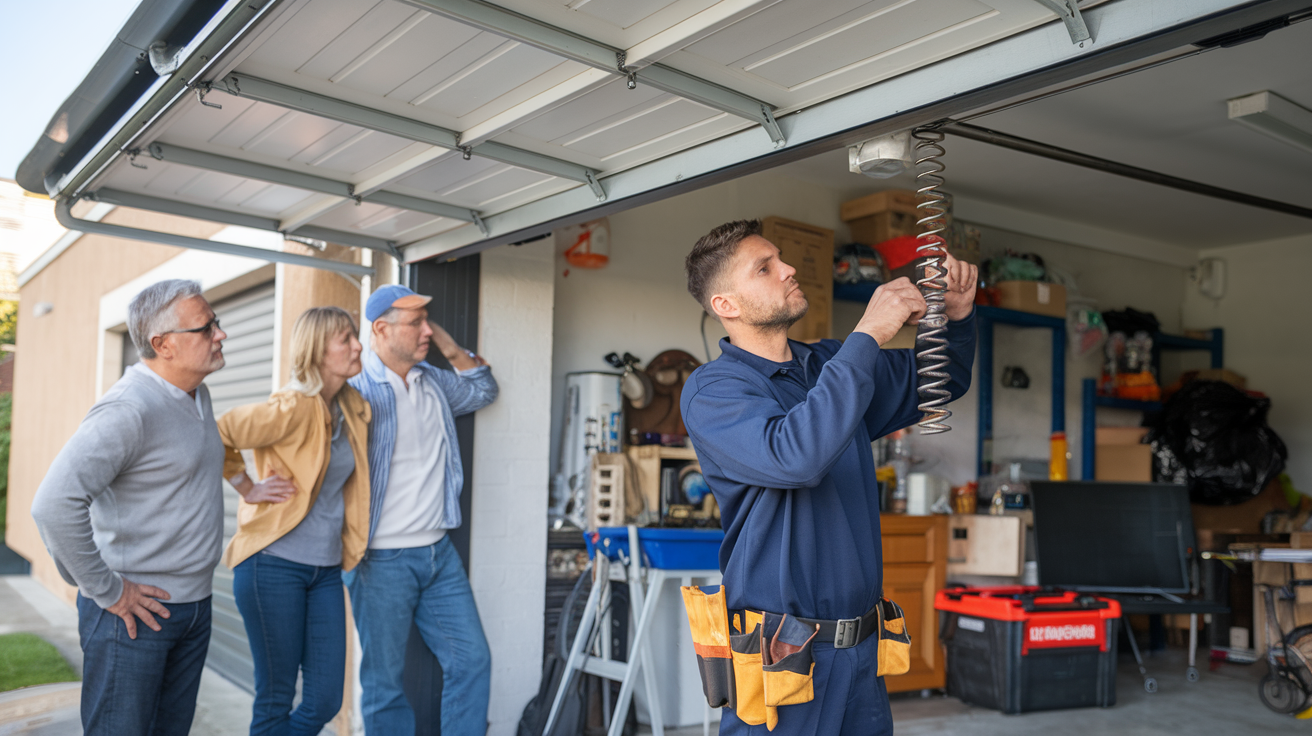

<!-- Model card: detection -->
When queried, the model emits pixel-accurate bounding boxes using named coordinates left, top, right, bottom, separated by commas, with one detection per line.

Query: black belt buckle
left=835, top=617, right=860, bottom=649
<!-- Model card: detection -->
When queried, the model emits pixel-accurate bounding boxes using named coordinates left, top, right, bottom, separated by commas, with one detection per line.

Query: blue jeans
left=77, top=592, right=211, bottom=736
left=233, top=552, right=346, bottom=736
left=343, top=536, right=491, bottom=736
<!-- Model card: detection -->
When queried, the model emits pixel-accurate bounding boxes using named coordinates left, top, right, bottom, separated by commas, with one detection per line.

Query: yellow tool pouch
left=729, top=618, right=767, bottom=726
left=679, top=585, right=735, bottom=709
left=760, top=612, right=818, bottom=730
left=876, top=597, right=912, bottom=677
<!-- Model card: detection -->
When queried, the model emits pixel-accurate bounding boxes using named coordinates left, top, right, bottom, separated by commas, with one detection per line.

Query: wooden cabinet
left=881, top=514, right=948, bottom=693
left=624, top=444, right=698, bottom=518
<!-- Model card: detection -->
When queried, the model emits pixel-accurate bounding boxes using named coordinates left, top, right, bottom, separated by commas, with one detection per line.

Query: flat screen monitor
left=1031, top=481, right=1194, bottom=594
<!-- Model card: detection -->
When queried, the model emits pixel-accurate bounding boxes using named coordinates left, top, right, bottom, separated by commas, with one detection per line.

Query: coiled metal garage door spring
left=912, top=124, right=952, bottom=434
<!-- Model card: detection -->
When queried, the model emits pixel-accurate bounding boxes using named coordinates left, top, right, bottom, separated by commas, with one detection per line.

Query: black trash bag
left=1102, top=307, right=1161, bottom=336
left=1147, top=381, right=1287, bottom=505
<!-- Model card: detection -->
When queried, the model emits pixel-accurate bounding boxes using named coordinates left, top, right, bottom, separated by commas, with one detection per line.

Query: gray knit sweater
left=31, top=364, right=225, bottom=608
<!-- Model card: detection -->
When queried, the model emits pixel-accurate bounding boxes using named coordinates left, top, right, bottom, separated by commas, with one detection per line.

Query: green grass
left=0, top=633, right=79, bottom=692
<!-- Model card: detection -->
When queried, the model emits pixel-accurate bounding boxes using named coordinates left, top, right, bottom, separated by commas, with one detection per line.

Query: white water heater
left=552, top=372, right=624, bottom=529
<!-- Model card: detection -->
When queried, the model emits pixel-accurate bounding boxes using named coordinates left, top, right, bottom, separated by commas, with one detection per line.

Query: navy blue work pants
left=719, top=634, right=893, bottom=736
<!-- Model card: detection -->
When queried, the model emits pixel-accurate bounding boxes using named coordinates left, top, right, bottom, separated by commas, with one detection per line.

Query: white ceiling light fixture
left=1227, top=91, right=1312, bottom=155
left=848, top=131, right=915, bottom=179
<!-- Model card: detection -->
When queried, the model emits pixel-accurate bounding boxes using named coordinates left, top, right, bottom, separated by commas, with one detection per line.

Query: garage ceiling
left=778, top=16, right=1312, bottom=251
left=79, top=0, right=1063, bottom=248
left=29, top=0, right=1312, bottom=268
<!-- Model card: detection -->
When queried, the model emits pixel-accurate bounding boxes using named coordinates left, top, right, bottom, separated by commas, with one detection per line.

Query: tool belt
left=681, top=586, right=912, bottom=731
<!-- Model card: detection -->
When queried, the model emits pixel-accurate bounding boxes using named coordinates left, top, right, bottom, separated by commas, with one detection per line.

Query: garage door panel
left=743, top=0, right=994, bottom=90
left=244, top=0, right=384, bottom=74
left=558, top=97, right=721, bottom=159
left=412, top=43, right=575, bottom=120
left=295, top=1, right=428, bottom=83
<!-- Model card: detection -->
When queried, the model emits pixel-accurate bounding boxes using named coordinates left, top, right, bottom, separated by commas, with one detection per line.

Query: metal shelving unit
left=1080, top=328, right=1224, bottom=480
left=976, top=305, right=1066, bottom=478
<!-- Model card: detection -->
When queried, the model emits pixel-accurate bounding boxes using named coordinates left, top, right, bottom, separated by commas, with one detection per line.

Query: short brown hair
left=686, top=219, right=761, bottom=314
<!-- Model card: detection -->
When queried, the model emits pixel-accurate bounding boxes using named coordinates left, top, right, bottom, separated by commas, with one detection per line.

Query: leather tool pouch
left=729, top=614, right=766, bottom=726
left=760, top=612, right=818, bottom=730
left=876, top=597, right=912, bottom=677
left=679, top=585, right=735, bottom=709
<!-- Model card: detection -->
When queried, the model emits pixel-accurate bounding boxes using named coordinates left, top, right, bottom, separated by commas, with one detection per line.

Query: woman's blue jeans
left=233, top=552, right=346, bottom=736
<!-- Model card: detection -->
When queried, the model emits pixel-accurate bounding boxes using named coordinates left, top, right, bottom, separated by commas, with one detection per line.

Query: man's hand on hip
left=854, top=277, right=927, bottom=346
left=942, top=251, right=978, bottom=322
left=107, top=577, right=171, bottom=639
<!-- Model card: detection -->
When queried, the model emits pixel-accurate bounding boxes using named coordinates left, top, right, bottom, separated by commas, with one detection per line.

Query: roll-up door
left=202, top=283, right=277, bottom=692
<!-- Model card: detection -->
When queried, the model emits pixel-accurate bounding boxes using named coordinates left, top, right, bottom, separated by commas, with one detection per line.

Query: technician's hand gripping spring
left=912, top=125, right=952, bottom=434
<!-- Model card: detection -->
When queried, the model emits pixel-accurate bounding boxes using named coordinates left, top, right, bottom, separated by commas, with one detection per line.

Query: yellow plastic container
left=1049, top=432, right=1069, bottom=481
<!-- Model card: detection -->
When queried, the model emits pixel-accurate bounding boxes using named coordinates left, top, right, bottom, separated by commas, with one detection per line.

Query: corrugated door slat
left=205, top=283, right=276, bottom=692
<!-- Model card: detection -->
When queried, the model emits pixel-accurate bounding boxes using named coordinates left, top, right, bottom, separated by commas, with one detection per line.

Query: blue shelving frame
left=1080, top=328, right=1224, bottom=479
left=976, top=305, right=1066, bottom=478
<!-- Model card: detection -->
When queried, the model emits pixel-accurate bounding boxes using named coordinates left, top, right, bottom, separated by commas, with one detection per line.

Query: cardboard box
left=1095, top=427, right=1149, bottom=445
left=995, top=280, right=1067, bottom=319
left=1095, top=444, right=1152, bottom=482
left=762, top=216, right=833, bottom=342
left=948, top=514, right=1025, bottom=577
left=842, top=190, right=919, bottom=246
left=1195, top=368, right=1247, bottom=390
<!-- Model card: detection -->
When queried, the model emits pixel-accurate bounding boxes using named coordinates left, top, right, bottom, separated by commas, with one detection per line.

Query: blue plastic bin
left=583, top=527, right=723, bottom=570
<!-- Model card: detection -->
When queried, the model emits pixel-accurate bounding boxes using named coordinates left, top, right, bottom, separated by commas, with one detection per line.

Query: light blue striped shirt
left=348, top=349, right=498, bottom=544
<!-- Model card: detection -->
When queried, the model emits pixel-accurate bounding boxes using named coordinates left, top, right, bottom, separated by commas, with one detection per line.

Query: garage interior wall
left=469, top=239, right=555, bottom=734
left=1183, top=232, right=1312, bottom=494
left=548, top=166, right=1222, bottom=485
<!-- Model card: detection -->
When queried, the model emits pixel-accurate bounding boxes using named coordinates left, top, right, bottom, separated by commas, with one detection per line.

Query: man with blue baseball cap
left=346, top=284, right=499, bottom=735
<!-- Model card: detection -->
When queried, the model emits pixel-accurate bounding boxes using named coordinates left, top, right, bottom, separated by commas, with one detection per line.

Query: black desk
left=1103, top=594, right=1231, bottom=692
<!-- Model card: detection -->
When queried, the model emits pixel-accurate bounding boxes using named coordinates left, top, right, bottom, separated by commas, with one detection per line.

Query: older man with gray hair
left=32, top=279, right=228, bottom=736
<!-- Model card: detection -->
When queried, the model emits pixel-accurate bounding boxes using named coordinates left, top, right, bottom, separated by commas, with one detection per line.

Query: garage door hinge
left=1031, top=0, right=1092, bottom=45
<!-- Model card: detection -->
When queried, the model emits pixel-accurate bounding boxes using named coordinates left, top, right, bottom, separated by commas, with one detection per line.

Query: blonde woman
left=217, top=306, right=369, bottom=736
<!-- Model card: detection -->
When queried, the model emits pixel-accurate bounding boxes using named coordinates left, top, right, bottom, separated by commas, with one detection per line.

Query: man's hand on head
left=428, top=320, right=483, bottom=371
left=854, top=278, right=927, bottom=346
left=107, top=577, right=171, bottom=639
left=942, top=251, right=978, bottom=322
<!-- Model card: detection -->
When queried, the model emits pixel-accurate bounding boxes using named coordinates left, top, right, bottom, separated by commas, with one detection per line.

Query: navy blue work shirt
left=681, top=312, right=976, bottom=621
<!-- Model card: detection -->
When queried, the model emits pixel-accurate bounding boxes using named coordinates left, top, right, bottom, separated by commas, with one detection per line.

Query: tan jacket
left=217, top=386, right=371, bottom=571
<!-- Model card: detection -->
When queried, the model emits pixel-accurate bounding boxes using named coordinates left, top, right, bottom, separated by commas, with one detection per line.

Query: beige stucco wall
left=6, top=208, right=223, bottom=602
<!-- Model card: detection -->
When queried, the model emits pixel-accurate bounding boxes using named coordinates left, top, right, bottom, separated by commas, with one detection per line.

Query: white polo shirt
left=370, top=365, right=450, bottom=549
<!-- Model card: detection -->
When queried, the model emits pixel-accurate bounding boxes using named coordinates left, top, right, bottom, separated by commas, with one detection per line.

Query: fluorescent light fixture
left=849, top=131, right=914, bottom=178
left=1227, top=91, right=1312, bottom=155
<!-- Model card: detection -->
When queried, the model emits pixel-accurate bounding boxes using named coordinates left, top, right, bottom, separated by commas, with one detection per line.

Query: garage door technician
left=680, top=220, right=977, bottom=735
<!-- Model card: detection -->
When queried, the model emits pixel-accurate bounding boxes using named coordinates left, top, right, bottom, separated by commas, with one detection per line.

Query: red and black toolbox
left=935, top=586, right=1122, bottom=714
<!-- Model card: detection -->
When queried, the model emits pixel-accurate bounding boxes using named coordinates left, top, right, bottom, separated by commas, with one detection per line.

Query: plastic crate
left=583, top=527, right=723, bottom=570
left=935, top=586, right=1121, bottom=714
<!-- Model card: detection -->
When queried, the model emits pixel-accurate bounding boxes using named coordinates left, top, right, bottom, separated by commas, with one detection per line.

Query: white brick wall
left=469, top=240, right=554, bottom=735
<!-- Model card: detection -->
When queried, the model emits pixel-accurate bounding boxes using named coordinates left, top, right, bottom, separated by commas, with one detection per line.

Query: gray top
left=264, top=403, right=353, bottom=568
left=31, top=364, right=225, bottom=608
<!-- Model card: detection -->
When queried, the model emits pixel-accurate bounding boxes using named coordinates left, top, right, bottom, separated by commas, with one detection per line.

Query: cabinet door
left=881, top=515, right=947, bottom=692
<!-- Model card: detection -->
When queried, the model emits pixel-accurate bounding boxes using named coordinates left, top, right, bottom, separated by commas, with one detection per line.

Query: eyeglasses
left=163, top=316, right=221, bottom=338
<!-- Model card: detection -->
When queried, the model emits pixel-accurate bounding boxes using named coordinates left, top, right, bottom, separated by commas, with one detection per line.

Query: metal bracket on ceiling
left=470, top=210, right=489, bottom=237
left=126, top=149, right=148, bottom=169
left=194, top=83, right=223, bottom=110
left=616, top=50, right=636, bottom=90
left=1031, top=0, right=1091, bottom=45
left=760, top=105, right=785, bottom=148
left=585, top=171, right=606, bottom=202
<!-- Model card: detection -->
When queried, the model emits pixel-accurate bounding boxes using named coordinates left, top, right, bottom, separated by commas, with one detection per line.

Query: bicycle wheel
left=1284, top=625, right=1312, bottom=693
left=1260, top=671, right=1308, bottom=715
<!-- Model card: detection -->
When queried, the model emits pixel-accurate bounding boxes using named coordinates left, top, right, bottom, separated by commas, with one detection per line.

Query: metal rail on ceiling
left=212, top=73, right=607, bottom=200
left=55, top=199, right=376, bottom=277
left=140, top=142, right=490, bottom=234
left=89, top=188, right=401, bottom=256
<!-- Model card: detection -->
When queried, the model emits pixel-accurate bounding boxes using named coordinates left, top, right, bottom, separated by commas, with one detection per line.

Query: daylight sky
left=0, top=0, right=143, bottom=182
left=0, top=0, right=141, bottom=268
